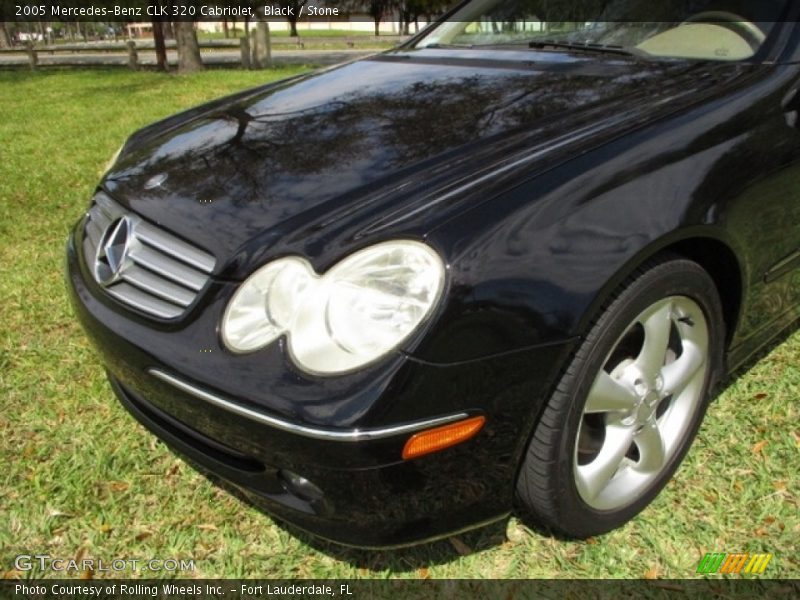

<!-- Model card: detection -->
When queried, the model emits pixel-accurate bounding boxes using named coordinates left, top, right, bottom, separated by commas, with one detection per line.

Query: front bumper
left=66, top=229, right=577, bottom=547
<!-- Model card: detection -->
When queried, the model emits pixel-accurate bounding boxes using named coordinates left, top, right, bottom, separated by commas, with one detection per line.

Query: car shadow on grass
left=273, top=517, right=511, bottom=572
left=719, top=317, right=800, bottom=389
left=190, top=465, right=510, bottom=572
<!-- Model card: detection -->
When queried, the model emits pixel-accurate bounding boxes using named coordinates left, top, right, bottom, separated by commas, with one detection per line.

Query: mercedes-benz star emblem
left=94, top=216, right=134, bottom=287
left=144, top=173, right=168, bottom=190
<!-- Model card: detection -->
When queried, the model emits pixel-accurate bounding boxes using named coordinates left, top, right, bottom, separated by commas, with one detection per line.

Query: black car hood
left=104, top=49, right=750, bottom=279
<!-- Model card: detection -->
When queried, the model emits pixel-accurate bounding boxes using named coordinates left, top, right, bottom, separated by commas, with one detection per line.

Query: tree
left=147, top=1, right=169, bottom=70
left=175, top=21, right=203, bottom=72
left=334, top=0, right=400, bottom=37
left=254, top=2, right=308, bottom=38
left=0, top=23, right=11, bottom=48
left=153, top=20, right=168, bottom=71
left=368, top=0, right=395, bottom=36
left=402, top=0, right=451, bottom=34
left=281, top=1, right=308, bottom=37
left=149, top=0, right=169, bottom=71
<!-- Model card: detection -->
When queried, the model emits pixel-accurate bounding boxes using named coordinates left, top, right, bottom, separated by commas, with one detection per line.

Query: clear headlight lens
left=221, top=241, right=446, bottom=375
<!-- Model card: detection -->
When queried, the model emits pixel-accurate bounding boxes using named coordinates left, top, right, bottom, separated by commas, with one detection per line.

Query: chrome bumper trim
left=147, top=368, right=469, bottom=442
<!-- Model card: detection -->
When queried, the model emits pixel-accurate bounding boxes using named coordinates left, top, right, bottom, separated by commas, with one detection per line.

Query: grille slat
left=106, top=283, right=185, bottom=319
left=94, top=192, right=120, bottom=218
left=82, top=194, right=216, bottom=320
left=136, top=220, right=216, bottom=273
left=128, top=244, right=208, bottom=291
left=83, top=235, right=98, bottom=268
left=88, top=206, right=112, bottom=233
left=121, top=265, right=196, bottom=307
left=85, top=218, right=105, bottom=246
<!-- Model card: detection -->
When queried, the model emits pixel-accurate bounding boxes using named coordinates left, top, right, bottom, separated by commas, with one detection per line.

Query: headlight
left=221, top=241, right=446, bottom=375
left=100, top=143, right=124, bottom=178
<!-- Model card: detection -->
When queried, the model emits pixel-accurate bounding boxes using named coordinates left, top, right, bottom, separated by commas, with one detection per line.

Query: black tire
left=515, top=256, right=725, bottom=538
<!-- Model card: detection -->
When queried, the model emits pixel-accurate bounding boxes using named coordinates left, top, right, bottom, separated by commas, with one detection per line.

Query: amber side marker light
left=402, top=416, right=486, bottom=460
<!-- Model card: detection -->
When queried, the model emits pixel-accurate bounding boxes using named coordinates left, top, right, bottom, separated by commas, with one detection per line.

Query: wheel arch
left=665, top=236, right=743, bottom=350
left=577, top=228, right=746, bottom=353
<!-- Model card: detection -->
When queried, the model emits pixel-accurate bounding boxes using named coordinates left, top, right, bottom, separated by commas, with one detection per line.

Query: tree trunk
left=175, top=21, right=203, bottom=73
left=0, top=22, right=11, bottom=48
left=289, top=17, right=299, bottom=38
left=401, top=9, right=410, bottom=36
left=254, top=21, right=272, bottom=69
left=374, top=19, right=380, bottom=37
left=153, top=20, right=168, bottom=71
left=223, top=19, right=229, bottom=38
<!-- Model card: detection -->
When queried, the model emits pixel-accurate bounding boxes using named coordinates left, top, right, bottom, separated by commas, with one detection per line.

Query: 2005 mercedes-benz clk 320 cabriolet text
left=66, top=0, right=800, bottom=547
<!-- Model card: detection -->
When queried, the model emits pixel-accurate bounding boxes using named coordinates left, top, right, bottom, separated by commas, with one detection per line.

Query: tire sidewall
left=544, top=260, right=725, bottom=536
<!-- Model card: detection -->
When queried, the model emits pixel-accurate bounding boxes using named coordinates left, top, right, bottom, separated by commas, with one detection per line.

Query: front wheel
left=515, top=257, right=725, bottom=538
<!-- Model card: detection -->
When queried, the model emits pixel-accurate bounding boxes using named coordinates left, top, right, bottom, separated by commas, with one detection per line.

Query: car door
left=726, top=19, right=800, bottom=356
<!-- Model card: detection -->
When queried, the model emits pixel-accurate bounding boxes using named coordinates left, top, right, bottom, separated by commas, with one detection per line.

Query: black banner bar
left=2, top=580, right=799, bottom=600
left=4, top=1, right=381, bottom=22
left=2, top=0, right=799, bottom=23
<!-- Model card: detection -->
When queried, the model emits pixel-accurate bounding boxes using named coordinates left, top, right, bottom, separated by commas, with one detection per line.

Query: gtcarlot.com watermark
left=14, top=554, right=195, bottom=574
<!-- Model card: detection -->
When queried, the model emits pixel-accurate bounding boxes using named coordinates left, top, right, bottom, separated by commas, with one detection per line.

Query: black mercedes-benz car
left=66, top=0, right=800, bottom=547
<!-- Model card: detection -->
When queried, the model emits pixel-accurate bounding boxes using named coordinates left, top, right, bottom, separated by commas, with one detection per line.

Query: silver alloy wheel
left=573, top=296, right=709, bottom=511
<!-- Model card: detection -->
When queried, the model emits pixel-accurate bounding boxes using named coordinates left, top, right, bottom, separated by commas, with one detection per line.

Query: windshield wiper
left=528, top=40, right=645, bottom=58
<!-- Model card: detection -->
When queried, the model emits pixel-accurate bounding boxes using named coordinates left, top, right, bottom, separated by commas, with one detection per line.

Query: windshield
left=416, top=0, right=789, bottom=62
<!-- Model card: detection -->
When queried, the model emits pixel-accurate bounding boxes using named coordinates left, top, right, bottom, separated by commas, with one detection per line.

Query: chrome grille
left=82, top=192, right=216, bottom=319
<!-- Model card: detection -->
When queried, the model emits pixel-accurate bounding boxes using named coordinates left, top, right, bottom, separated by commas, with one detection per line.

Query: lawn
left=0, top=68, right=798, bottom=580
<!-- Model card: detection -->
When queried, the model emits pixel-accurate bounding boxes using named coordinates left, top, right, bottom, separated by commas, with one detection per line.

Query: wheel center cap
left=635, top=392, right=660, bottom=423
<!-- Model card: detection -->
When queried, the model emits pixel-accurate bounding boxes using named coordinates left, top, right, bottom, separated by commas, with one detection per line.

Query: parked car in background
left=67, top=0, right=800, bottom=546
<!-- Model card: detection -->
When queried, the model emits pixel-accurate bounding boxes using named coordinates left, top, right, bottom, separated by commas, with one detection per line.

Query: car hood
left=103, top=49, right=750, bottom=279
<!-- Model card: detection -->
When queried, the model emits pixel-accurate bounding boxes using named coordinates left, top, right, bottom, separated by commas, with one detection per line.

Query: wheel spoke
left=585, top=371, right=639, bottom=413
left=572, top=293, right=712, bottom=511
left=633, top=419, right=666, bottom=474
left=635, top=300, right=673, bottom=380
left=576, top=425, right=634, bottom=501
left=661, top=342, right=705, bottom=397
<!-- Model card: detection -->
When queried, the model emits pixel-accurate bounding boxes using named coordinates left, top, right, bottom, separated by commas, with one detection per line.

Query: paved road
left=0, top=48, right=375, bottom=68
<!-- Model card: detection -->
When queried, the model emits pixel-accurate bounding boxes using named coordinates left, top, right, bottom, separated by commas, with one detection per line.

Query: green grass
left=0, top=69, right=798, bottom=580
